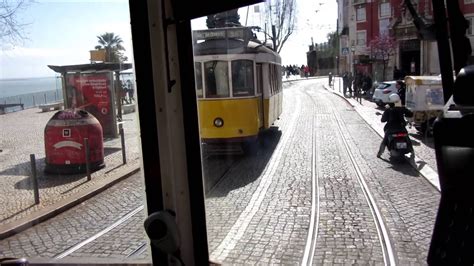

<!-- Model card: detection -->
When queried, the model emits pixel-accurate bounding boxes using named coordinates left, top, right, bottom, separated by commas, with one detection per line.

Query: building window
left=356, top=6, right=366, bottom=22
left=380, top=2, right=391, bottom=18
left=357, top=31, right=366, bottom=46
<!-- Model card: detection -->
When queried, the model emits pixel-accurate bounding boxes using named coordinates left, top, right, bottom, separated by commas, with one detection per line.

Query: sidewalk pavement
left=325, top=77, right=440, bottom=191
left=0, top=108, right=141, bottom=239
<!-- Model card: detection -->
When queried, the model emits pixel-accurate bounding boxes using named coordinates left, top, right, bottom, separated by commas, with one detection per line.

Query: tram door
left=256, top=63, right=264, bottom=129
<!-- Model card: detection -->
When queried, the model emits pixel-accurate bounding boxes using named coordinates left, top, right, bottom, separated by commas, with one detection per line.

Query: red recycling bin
left=44, top=109, right=105, bottom=174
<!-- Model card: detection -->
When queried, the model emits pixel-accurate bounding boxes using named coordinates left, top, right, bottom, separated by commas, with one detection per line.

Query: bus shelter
left=48, top=63, right=132, bottom=138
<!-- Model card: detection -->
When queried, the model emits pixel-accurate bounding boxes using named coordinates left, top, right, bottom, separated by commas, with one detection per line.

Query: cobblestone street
left=0, top=79, right=441, bottom=264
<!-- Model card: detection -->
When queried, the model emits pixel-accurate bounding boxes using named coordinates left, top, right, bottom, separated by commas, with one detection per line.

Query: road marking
left=301, top=113, right=321, bottom=265
left=54, top=205, right=144, bottom=259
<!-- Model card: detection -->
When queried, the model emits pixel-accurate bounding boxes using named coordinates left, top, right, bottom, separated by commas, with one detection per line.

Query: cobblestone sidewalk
left=0, top=108, right=142, bottom=238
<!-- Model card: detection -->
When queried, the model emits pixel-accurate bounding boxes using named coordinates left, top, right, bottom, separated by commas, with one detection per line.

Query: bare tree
left=263, top=0, right=296, bottom=53
left=0, top=0, right=32, bottom=44
left=369, top=34, right=397, bottom=80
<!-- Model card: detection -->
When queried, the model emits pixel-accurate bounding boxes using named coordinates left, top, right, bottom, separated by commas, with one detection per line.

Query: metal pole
left=33, top=96, right=36, bottom=107
left=84, top=138, right=91, bottom=181
left=120, top=125, right=127, bottom=164
left=30, top=154, right=39, bottom=204
left=44, top=93, right=47, bottom=104
left=432, top=0, right=455, bottom=103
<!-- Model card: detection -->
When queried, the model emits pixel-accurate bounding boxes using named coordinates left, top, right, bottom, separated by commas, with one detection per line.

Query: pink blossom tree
left=369, top=34, right=397, bottom=80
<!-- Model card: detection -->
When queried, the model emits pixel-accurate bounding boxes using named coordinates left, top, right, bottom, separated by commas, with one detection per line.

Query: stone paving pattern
left=0, top=78, right=441, bottom=264
left=305, top=87, right=384, bottom=265
left=0, top=108, right=142, bottom=226
left=0, top=172, right=149, bottom=263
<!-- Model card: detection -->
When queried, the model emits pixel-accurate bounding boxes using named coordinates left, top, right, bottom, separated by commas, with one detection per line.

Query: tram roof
left=193, top=27, right=280, bottom=59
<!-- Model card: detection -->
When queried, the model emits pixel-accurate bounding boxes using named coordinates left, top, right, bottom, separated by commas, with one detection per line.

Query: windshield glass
left=205, top=61, right=230, bottom=98
left=232, top=60, right=254, bottom=97
left=0, top=0, right=454, bottom=264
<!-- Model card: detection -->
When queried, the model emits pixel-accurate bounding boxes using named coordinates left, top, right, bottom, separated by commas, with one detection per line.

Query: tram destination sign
left=193, top=27, right=253, bottom=43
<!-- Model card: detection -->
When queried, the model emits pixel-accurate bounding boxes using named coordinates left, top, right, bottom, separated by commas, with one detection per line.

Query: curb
left=323, top=83, right=441, bottom=192
left=0, top=165, right=141, bottom=240
left=282, top=76, right=323, bottom=83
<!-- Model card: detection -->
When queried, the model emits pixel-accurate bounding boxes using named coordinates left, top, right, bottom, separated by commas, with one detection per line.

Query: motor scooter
left=386, top=130, right=414, bottom=159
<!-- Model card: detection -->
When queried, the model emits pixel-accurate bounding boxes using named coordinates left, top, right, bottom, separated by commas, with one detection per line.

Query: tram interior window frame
left=231, top=59, right=255, bottom=97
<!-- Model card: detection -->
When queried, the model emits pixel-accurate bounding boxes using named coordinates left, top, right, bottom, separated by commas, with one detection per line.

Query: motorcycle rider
left=377, top=93, right=415, bottom=159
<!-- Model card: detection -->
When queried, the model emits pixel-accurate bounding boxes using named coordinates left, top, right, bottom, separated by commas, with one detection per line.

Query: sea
left=0, top=74, right=135, bottom=113
left=0, top=76, right=63, bottom=112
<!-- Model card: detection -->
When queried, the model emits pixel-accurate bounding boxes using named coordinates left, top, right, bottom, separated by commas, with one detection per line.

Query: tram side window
left=195, top=62, right=203, bottom=98
left=205, top=61, right=230, bottom=98
left=269, top=64, right=275, bottom=95
left=232, top=60, right=254, bottom=97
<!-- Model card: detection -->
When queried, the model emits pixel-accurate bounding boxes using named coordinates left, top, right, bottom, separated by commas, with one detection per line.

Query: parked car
left=372, top=81, right=398, bottom=107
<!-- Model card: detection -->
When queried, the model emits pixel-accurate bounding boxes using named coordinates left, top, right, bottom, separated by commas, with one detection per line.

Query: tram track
left=54, top=205, right=145, bottom=260
left=302, top=87, right=396, bottom=266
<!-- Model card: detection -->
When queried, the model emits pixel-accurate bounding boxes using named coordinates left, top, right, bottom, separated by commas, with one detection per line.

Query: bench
left=0, top=103, right=24, bottom=115
left=39, top=102, right=64, bottom=112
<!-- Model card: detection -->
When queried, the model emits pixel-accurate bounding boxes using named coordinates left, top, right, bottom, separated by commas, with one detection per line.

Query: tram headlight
left=213, top=118, right=224, bottom=127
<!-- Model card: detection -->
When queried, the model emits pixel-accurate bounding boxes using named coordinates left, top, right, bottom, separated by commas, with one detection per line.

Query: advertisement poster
left=65, top=73, right=117, bottom=138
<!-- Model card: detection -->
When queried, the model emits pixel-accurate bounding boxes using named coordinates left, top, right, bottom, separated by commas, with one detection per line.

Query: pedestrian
left=342, top=72, right=348, bottom=96
left=363, top=74, right=372, bottom=95
left=328, top=72, right=333, bottom=87
left=347, top=72, right=353, bottom=97
left=396, top=80, right=406, bottom=106
left=304, top=65, right=310, bottom=78
left=393, top=66, right=401, bottom=80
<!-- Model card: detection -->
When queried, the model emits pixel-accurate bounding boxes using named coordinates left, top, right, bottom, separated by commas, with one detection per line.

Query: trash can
left=44, top=109, right=105, bottom=174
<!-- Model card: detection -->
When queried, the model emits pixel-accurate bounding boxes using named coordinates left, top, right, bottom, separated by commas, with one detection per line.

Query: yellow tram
left=193, top=27, right=283, bottom=143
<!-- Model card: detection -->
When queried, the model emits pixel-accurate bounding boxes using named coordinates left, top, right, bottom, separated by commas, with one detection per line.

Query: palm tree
left=95, top=32, right=127, bottom=63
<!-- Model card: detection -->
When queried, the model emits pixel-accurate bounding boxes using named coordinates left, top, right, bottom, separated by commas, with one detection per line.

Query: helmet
left=388, top=93, right=400, bottom=103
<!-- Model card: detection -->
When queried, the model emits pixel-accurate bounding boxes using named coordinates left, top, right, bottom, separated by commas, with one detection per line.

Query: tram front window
left=232, top=60, right=254, bottom=97
left=204, top=61, right=229, bottom=98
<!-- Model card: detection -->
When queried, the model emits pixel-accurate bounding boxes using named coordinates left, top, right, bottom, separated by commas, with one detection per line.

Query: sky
left=0, top=0, right=337, bottom=79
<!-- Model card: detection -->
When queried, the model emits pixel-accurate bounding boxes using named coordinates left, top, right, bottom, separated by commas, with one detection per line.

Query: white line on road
left=301, top=113, right=321, bottom=266
left=54, top=205, right=144, bottom=260
left=210, top=92, right=302, bottom=263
